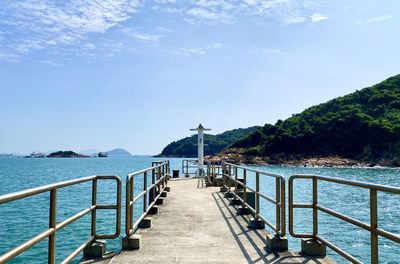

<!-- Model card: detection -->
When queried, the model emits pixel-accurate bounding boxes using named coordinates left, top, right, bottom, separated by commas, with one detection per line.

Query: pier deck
left=110, top=179, right=334, bottom=264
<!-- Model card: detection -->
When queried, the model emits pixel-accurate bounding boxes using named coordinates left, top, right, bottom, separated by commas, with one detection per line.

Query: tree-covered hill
left=159, top=126, right=260, bottom=157
left=230, top=74, right=400, bottom=166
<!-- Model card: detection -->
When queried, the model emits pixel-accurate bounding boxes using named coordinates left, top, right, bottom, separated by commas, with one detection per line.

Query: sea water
left=0, top=157, right=399, bottom=263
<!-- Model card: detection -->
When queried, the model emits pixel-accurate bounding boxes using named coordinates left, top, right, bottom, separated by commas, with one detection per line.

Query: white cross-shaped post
left=190, top=124, right=211, bottom=187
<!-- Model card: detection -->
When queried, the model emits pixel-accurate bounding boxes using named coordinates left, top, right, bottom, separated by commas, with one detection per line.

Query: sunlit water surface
left=0, top=157, right=398, bottom=263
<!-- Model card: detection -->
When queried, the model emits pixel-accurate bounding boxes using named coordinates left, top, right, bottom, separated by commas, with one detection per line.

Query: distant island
left=47, top=151, right=88, bottom=158
left=107, top=148, right=132, bottom=156
left=157, top=126, right=260, bottom=157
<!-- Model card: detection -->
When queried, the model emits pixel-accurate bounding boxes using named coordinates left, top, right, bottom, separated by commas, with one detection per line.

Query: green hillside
left=159, top=126, right=260, bottom=157
left=230, top=74, right=400, bottom=166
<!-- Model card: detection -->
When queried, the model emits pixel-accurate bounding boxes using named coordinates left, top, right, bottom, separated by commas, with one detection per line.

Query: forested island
left=161, top=74, right=400, bottom=167
left=158, top=126, right=260, bottom=157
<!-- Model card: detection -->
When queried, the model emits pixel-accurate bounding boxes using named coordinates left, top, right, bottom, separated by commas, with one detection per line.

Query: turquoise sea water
left=0, top=157, right=399, bottom=263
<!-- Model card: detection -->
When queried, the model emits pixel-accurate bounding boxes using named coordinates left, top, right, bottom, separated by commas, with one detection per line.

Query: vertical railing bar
left=312, top=177, right=318, bottom=238
left=130, top=176, right=134, bottom=233
left=91, top=179, right=97, bottom=237
left=143, top=172, right=148, bottom=213
left=256, top=172, right=260, bottom=216
left=370, top=189, right=378, bottom=264
left=234, top=167, right=238, bottom=195
left=125, top=176, right=131, bottom=236
left=243, top=169, right=247, bottom=206
left=48, top=188, right=57, bottom=264
left=276, top=178, right=281, bottom=236
left=281, top=179, right=286, bottom=237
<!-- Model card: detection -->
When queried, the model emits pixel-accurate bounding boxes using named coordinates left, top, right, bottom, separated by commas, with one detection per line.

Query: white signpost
left=190, top=124, right=211, bottom=187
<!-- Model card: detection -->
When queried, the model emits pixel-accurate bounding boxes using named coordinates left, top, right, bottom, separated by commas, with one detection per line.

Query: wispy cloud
left=120, top=27, right=163, bottom=43
left=0, top=0, right=140, bottom=59
left=250, top=46, right=284, bottom=55
left=169, top=42, right=223, bottom=57
left=366, top=15, right=394, bottom=23
left=310, top=13, right=328, bottom=23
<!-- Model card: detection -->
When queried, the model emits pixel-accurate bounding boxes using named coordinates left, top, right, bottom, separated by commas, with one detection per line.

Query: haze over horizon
left=1, top=0, right=399, bottom=154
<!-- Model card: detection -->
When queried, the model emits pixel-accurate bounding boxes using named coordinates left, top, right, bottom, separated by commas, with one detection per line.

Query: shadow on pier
left=212, top=191, right=327, bottom=264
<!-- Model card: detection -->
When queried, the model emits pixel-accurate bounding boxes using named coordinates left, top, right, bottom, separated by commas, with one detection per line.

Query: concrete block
left=301, top=238, right=326, bottom=257
left=165, top=186, right=171, bottom=192
left=237, top=206, right=252, bottom=215
left=229, top=198, right=242, bottom=206
left=266, top=235, right=288, bottom=252
left=83, top=240, right=106, bottom=258
left=224, top=192, right=235, bottom=199
left=148, top=205, right=159, bottom=215
left=122, top=235, right=142, bottom=250
left=155, top=197, right=164, bottom=205
left=161, top=191, right=168, bottom=197
left=248, top=218, right=265, bottom=229
left=138, top=217, right=152, bottom=228
left=220, top=186, right=229, bottom=192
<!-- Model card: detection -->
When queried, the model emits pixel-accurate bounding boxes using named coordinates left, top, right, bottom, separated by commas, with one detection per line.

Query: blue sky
left=0, top=0, right=399, bottom=155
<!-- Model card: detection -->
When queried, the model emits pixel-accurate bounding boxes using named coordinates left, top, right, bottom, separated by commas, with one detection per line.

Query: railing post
left=143, top=172, right=147, bottom=213
left=276, top=178, right=281, bottom=236
left=312, top=177, right=318, bottom=237
left=125, top=177, right=131, bottom=236
left=48, top=189, right=57, bottom=264
left=256, top=172, right=260, bottom=215
left=234, top=167, right=238, bottom=195
left=243, top=169, right=247, bottom=203
left=370, top=189, right=378, bottom=264
left=91, top=179, right=97, bottom=237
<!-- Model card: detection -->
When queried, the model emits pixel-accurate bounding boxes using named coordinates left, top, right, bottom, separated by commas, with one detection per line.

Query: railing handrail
left=289, top=174, right=400, bottom=264
left=126, top=161, right=170, bottom=236
left=0, top=175, right=122, bottom=264
left=224, top=162, right=284, bottom=179
left=0, top=175, right=96, bottom=204
left=222, top=162, right=286, bottom=237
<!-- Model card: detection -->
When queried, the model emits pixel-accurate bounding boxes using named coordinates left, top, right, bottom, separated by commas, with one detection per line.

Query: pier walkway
left=110, top=179, right=333, bottom=264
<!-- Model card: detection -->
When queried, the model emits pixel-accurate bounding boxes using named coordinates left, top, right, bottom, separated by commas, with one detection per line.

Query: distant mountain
left=79, top=149, right=100, bottom=156
left=106, top=148, right=132, bottom=156
left=159, top=126, right=260, bottom=157
left=227, top=74, right=400, bottom=166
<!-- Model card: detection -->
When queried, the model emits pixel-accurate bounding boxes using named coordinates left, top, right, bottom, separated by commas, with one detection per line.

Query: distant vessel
left=98, top=152, right=108, bottom=158
left=24, top=152, right=46, bottom=158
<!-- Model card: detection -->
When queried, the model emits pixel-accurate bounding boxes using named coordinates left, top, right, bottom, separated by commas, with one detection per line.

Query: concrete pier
left=111, top=179, right=334, bottom=264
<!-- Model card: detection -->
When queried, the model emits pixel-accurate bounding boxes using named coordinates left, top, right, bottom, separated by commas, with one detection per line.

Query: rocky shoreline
left=208, top=149, right=398, bottom=168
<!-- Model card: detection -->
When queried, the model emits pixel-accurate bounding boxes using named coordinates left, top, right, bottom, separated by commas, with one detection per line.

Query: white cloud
left=0, top=0, right=140, bottom=58
left=250, top=46, right=284, bottom=55
left=366, top=15, right=394, bottom=23
left=169, top=42, right=223, bottom=56
left=120, top=27, right=162, bottom=42
left=310, top=13, right=328, bottom=23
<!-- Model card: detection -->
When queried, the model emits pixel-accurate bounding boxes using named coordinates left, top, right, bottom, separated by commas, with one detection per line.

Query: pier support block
left=83, top=240, right=106, bottom=258
left=266, top=235, right=288, bottom=252
left=185, top=174, right=190, bottom=178
left=224, top=192, right=235, bottom=199
left=165, top=186, right=171, bottom=192
left=161, top=191, right=168, bottom=197
left=237, top=206, right=252, bottom=215
left=148, top=205, right=159, bottom=215
left=229, top=198, right=242, bottom=206
left=122, top=235, right=142, bottom=250
left=249, top=218, right=265, bottom=229
left=301, top=238, right=326, bottom=257
left=220, top=186, right=229, bottom=192
left=138, top=217, right=152, bottom=228
left=155, top=197, right=164, bottom=205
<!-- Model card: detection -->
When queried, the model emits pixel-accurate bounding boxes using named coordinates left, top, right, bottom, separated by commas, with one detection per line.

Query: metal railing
left=125, top=161, right=169, bottom=236
left=0, top=175, right=122, bottom=264
left=222, top=162, right=286, bottom=237
left=181, top=159, right=198, bottom=176
left=289, top=174, right=400, bottom=264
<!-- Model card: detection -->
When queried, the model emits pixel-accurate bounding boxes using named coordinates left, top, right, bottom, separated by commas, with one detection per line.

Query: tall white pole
left=190, top=124, right=211, bottom=177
